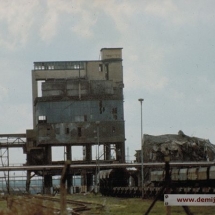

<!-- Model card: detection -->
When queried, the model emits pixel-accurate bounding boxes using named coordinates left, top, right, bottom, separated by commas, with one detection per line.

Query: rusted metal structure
left=0, top=134, right=26, bottom=194
left=24, top=48, right=125, bottom=193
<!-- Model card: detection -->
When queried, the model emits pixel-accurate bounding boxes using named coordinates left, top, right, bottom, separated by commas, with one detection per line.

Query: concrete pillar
left=104, top=143, right=111, bottom=160
left=45, top=146, right=52, bottom=164
left=86, top=145, right=92, bottom=161
left=43, top=146, right=52, bottom=194
left=26, top=170, right=31, bottom=193
left=116, top=142, right=125, bottom=162
left=44, top=175, right=53, bottom=194
left=66, top=145, right=72, bottom=161
left=32, top=72, right=38, bottom=128
left=81, top=170, right=87, bottom=193
left=66, top=145, right=72, bottom=194
left=87, top=173, right=93, bottom=192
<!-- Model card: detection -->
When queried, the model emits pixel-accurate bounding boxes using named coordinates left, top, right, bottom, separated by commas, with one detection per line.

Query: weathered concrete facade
left=25, top=48, right=125, bottom=193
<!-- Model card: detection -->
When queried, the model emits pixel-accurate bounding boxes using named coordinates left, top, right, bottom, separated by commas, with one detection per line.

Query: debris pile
left=135, top=130, right=215, bottom=162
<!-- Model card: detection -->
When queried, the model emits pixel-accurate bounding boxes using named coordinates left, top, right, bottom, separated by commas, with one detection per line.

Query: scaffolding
left=0, top=134, right=26, bottom=193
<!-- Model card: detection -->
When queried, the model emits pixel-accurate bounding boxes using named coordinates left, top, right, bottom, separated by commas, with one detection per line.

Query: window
left=38, top=116, right=47, bottom=123
left=99, top=64, right=103, bottom=72
left=75, top=115, right=87, bottom=122
left=78, top=127, right=82, bottom=137
left=47, top=128, right=51, bottom=136
left=65, top=127, right=69, bottom=134
left=105, top=64, right=109, bottom=80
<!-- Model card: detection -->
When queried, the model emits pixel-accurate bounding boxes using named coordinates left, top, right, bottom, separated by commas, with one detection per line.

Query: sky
left=0, top=0, right=215, bottom=164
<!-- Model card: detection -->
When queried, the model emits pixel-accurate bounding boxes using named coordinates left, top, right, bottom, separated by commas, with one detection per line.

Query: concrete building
left=25, top=48, right=125, bottom=193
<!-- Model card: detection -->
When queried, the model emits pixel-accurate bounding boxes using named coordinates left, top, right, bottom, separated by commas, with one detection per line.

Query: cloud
left=0, top=103, right=32, bottom=133
left=0, top=85, right=8, bottom=101
left=39, top=9, right=58, bottom=41
left=0, top=0, right=39, bottom=49
left=39, top=0, right=98, bottom=41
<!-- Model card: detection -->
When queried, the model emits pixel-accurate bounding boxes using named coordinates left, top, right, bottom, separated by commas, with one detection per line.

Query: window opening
left=65, top=127, right=69, bottom=134
left=37, top=80, right=45, bottom=97
left=38, top=116, right=47, bottom=124
left=78, top=127, right=82, bottom=137
left=99, top=64, right=103, bottom=72
left=47, top=128, right=51, bottom=136
left=105, top=64, right=109, bottom=80
left=99, top=101, right=105, bottom=114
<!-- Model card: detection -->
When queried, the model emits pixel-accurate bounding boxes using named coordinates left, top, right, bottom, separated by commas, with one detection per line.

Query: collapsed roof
left=135, top=130, right=215, bottom=162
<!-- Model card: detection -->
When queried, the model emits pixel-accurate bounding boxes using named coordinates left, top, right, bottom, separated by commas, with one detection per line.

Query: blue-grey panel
left=36, top=100, right=124, bottom=124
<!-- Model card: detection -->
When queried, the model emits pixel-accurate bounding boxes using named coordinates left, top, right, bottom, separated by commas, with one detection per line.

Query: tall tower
left=26, top=48, right=125, bottom=193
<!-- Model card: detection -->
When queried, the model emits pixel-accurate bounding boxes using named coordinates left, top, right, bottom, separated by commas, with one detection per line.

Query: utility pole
left=138, top=98, right=144, bottom=199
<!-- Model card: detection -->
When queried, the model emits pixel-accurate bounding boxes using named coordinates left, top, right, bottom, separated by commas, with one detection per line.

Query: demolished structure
left=135, top=130, right=215, bottom=162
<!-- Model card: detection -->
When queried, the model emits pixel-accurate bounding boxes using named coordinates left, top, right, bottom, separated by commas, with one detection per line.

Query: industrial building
left=24, top=48, right=125, bottom=193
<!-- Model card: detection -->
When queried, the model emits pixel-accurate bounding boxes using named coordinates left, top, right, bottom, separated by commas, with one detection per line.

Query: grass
left=68, top=193, right=215, bottom=215
left=0, top=194, right=214, bottom=214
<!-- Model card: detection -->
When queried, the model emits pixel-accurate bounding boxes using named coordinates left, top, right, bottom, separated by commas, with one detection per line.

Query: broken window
left=38, top=116, right=47, bottom=124
left=99, top=101, right=105, bottom=114
left=47, top=128, right=51, bottom=136
left=105, top=64, right=109, bottom=80
left=65, top=127, right=69, bottom=134
left=78, top=127, right=82, bottom=137
left=99, top=64, right=103, bottom=72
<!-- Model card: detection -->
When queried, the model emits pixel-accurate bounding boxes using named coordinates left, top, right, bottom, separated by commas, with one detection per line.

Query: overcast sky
left=0, top=0, right=215, bottom=164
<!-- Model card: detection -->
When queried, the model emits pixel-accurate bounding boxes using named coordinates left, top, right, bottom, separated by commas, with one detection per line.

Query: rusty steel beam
left=0, top=134, right=26, bottom=138
left=0, top=161, right=215, bottom=171
left=0, top=143, right=25, bottom=148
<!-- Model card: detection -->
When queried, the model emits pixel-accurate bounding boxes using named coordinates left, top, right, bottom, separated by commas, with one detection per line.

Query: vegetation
left=0, top=194, right=214, bottom=214
left=69, top=193, right=215, bottom=215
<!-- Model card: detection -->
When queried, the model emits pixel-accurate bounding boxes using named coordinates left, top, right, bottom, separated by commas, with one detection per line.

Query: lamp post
left=138, top=98, right=144, bottom=199
left=95, top=121, right=100, bottom=193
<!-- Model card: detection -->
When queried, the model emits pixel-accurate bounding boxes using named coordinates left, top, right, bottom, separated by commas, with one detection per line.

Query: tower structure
left=25, top=48, right=125, bottom=193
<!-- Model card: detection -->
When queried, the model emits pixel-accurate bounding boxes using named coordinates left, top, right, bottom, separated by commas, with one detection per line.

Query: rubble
left=135, top=130, right=215, bottom=162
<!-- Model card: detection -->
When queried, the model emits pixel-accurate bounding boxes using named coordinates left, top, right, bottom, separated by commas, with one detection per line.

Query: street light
left=95, top=121, right=100, bottom=193
left=138, top=98, right=144, bottom=199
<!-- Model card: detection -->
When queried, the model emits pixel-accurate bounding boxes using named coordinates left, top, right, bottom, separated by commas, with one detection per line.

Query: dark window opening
left=105, top=64, right=109, bottom=80
left=78, top=127, right=82, bottom=137
left=47, top=128, right=51, bottom=136
left=65, top=127, right=69, bottom=134
left=99, top=101, right=105, bottom=114
left=99, top=64, right=103, bottom=72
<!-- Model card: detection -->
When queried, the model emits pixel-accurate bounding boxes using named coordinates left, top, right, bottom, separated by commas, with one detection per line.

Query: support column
left=45, top=146, right=52, bottom=164
left=81, top=170, right=87, bottom=193
left=86, top=145, right=92, bottom=161
left=104, top=143, right=111, bottom=160
left=116, top=142, right=125, bottom=162
left=66, top=145, right=72, bottom=161
left=66, top=145, right=72, bottom=194
left=44, top=146, right=52, bottom=194
left=87, top=173, right=93, bottom=192
left=44, top=175, right=53, bottom=194
left=26, top=170, right=31, bottom=193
